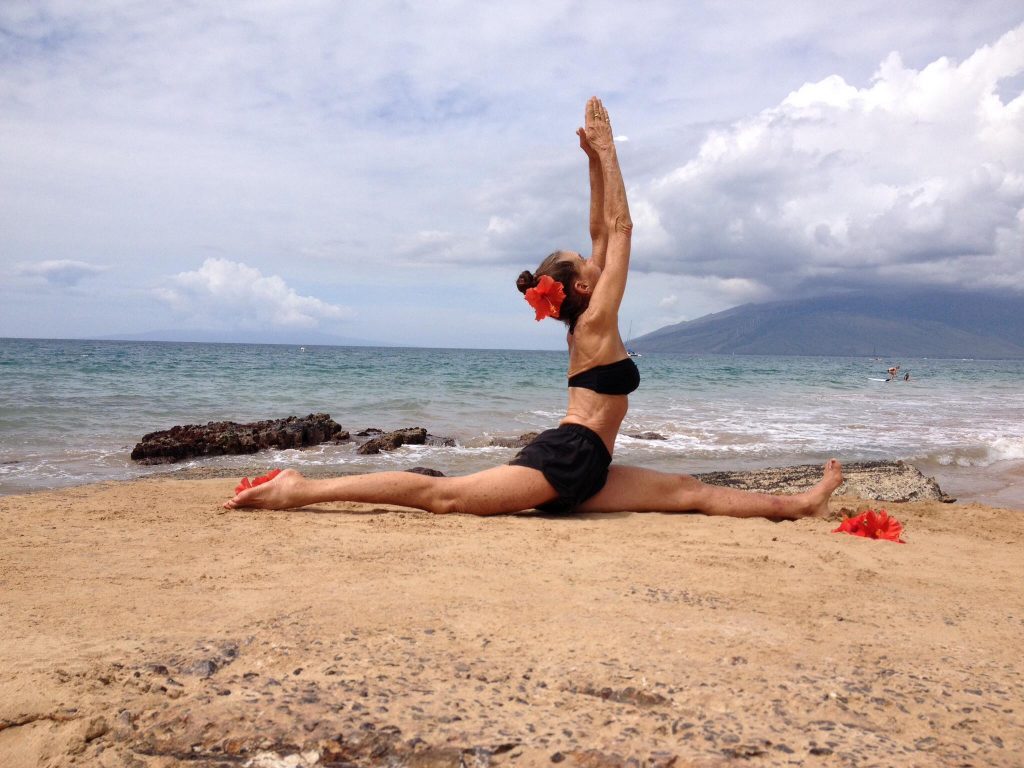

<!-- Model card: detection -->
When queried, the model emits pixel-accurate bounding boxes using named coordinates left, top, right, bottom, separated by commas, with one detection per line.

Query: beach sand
left=1, top=477, right=1021, bottom=767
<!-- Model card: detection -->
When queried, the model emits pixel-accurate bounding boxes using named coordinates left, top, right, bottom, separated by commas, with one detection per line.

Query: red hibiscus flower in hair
left=833, top=508, right=905, bottom=543
left=524, top=274, right=566, bottom=321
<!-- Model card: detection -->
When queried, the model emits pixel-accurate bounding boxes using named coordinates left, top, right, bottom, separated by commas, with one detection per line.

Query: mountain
left=630, top=291, right=1024, bottom=358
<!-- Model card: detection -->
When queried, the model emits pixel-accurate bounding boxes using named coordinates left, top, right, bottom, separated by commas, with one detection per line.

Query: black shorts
left=508, top=424, right=611, bottom=514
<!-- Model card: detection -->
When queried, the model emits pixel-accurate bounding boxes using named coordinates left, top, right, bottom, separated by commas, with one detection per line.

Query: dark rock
left=353, top=427, right=454, bottom=454
left=426, top=434, right=457, bottom=447
left=490, top=432, right=539, bottom=449
left=406, top=467, right=446, bottom=477
left=625, top=431, right=667, bottom=440
left=131, top=413, right=347, bottom=464
left=358, top=427, right=428, bottom=455
left=695, top=460, right=953, bottom=503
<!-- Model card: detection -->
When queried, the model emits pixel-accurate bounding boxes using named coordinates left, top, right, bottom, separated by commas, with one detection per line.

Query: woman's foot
left=224, top=468, right=306, bottom=510
left=799, top=459, right=844, bottom=518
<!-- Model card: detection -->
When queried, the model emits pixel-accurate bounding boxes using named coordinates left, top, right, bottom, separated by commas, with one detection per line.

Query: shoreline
left=3, top=454, right=1022, bottom=511
left=1, top=476, right=1022, bottom=766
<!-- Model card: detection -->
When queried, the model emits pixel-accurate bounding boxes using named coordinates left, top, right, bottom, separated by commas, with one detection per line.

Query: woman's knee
left=424, top=478, right=463, bottom=515
left=669, top=473, right=709, bottom=510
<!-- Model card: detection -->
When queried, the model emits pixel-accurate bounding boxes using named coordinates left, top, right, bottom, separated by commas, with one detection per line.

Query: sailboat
left=626, top=322, right=641, bottom=358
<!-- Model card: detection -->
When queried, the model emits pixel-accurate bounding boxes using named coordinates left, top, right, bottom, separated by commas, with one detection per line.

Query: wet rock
left=406, top=467, right=446, bottom=477
left=695, top=460, right=953, bottom=503
left=489, top=432, right=539, bottom=449
left=358, top=427, right=427, bottom=455
left=131, top=413, right=347, bottom=464
left=625, top=431, right=667, bottom=440
left=426, top=434, right=457, bottom=447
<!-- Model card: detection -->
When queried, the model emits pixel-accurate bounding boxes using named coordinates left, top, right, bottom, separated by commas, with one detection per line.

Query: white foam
left=931, top=436, right=1024, bottom=467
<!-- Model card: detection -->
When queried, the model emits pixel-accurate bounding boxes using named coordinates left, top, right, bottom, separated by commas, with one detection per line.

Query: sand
left=1, top=477, right=1022, bottom=767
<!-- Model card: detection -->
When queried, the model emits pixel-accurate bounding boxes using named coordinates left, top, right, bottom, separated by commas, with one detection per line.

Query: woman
left=225, top=97, right=843, bottom=517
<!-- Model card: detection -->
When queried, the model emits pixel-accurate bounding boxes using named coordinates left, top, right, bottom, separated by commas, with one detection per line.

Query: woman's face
left=561, top=251, right=602, bottom=291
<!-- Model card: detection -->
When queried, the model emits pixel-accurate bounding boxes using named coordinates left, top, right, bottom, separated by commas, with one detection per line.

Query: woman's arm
left=578, top=128, right=608, bottom=268
left=582, top=98, right=632, bottom=324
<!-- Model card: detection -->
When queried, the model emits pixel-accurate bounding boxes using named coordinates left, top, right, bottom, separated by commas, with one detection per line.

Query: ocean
left=2, top=338, right=1023, bottom=508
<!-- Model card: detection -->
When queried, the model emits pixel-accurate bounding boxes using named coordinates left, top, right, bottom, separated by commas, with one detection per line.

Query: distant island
left=630, top=290, right=1024, bottom=358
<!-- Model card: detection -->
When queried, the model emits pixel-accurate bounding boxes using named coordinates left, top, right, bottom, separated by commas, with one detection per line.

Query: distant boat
left=626, top=323, right=641, bottom=358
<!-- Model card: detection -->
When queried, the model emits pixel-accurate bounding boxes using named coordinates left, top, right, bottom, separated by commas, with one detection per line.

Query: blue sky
left=2, top=1, right=1022, bottom=348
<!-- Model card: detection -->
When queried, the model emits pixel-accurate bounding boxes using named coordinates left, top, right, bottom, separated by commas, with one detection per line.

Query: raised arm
left=581, top=97, right=632, bottom=324
left=578, top=127, right=608, bottom=268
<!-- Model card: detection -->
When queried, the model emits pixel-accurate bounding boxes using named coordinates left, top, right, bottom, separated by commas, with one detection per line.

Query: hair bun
left=516, top=270, right=537, bottom=295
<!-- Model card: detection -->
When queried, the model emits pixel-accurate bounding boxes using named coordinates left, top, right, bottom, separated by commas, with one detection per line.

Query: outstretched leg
left=223, top=464, right=559, bottom=516
left=577, top=459, right=843, bottom=519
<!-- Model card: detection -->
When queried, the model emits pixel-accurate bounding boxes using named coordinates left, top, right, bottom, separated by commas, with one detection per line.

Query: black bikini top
left=567, top=357, right=640, bottom=395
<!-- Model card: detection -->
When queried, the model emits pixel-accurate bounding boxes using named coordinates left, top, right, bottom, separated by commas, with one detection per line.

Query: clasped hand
left=578, top=96, right=614, bottom=157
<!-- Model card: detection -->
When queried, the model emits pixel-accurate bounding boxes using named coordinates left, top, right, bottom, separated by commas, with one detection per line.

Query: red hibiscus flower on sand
left=833, top=508, right=905, bottom=543
left=524, top=275, right=566, bottom=321
left=235, top=468, right=282, bottom=496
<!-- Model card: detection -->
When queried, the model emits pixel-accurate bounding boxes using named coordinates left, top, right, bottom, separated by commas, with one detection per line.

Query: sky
left=2, top=1, right=1022, bottom=349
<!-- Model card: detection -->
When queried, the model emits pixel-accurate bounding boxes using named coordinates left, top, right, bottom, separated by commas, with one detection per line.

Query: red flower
left=833, top=514, right=867, bottom=536
left=524, top=274, right=566, bottom=321
left=833, top=509, right=905, bottom=543
left=234, top=468, right=282, bottom=495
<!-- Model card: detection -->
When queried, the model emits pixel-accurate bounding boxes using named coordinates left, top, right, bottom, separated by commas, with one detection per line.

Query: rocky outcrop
left=356, top=428, right=455, bottom=455
left=405, top=466, right=446, bottom=477
left=131, top=414, right=348, bottom=465
left=625, top=431, right=667, bottom=440
left=695, top=460, right=954, bottom=503
left=488, top=432, right=539, bottom=449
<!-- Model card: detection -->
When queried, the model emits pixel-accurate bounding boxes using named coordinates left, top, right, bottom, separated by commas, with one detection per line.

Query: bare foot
left=224, top=468, right=307, bottom=510
left=801, top=459, right=844, bottom=518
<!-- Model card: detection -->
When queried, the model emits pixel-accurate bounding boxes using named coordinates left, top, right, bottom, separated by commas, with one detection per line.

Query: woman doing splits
left=225, top=97, right=843, bottom=517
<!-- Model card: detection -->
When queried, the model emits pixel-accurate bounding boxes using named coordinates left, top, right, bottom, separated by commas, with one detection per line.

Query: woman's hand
left=583, top=96, right=614, bottom=155
left=577, top=127, right=598, bottom=158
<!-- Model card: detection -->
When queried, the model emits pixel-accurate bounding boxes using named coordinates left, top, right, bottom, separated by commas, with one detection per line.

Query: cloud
left=16, top=259, right=107, bottom=286
left=635, top=24, right=1024, bottom=297
left=2, top=3, right=1023, bottom=345
left=156, top=258, right=353, bottom=329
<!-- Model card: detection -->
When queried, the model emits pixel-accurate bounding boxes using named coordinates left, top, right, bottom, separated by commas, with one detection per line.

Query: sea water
left=1, top=338, right=1022, bottom=508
